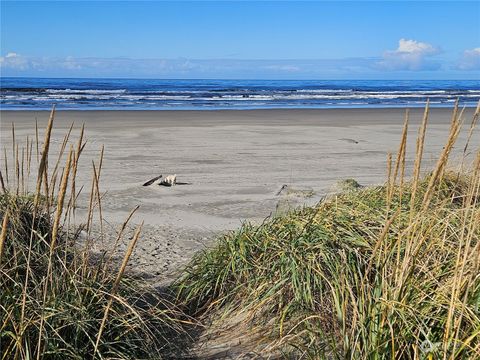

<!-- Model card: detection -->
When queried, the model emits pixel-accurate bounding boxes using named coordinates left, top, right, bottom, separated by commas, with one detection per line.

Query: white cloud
left=0, top=54, right=350, bottom=77
left=396, top=39, right=438, bottom=55
left=0, top=52, right=29, bottom=70
left=377, top=39, right=441, bottom=71
left=263, top=64, right=300, bottom=72
left=62, top=56, right=82, bottom=70
left=457, top=48, right=480, bottom=71
left=0, top=48, right=472, bottom=79
left=0, top=53, right=85, bottom=71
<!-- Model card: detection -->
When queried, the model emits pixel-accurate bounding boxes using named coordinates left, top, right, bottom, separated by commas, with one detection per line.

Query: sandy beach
left=1, top=107, right=478, bottom=282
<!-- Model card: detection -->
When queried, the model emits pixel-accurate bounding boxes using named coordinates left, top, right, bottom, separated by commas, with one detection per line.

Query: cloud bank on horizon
left=1, top=39, right=479, bottom=79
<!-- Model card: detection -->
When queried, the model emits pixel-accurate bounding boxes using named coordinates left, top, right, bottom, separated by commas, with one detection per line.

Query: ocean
left=1, top=78, right=479, bottom=110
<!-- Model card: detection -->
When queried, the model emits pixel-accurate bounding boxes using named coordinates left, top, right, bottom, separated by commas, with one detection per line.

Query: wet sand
left=1, top=108, right=478, bottom=282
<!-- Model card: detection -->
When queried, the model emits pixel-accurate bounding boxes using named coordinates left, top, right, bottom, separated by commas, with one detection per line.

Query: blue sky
left=1, top=1, right=479, bottom=79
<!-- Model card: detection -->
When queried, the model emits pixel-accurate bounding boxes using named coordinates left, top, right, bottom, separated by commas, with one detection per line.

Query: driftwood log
left=158, top=174, right=192, bottom=186
left=159, top=174, right=177, bottom=187
left=143, top=175, right=162, bottom=186
left=143, top=174, right=192, bottom=187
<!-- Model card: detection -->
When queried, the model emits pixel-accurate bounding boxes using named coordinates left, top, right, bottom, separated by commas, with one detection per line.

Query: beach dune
left=1, top=107, right=477, bottom=281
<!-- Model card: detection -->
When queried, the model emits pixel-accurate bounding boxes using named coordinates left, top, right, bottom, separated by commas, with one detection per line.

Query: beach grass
left=175, top=103, right=480, bottom=358
left=0, top=108, right=188, bottom=359
left=1, top=103, right=479, bottom=359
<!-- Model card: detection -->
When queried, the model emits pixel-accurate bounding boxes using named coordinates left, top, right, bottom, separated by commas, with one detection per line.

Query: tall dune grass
left=175, top=103, right=480, bottom=359
left=0, top=108, right=187, bottom=359
left=1, top=103, right=479, bottom=359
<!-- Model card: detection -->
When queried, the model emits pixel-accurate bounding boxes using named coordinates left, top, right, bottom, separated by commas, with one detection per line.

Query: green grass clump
left=0, top=194, right=184, bottom=359
left=176, top=173, right=480, bottom=358
left=0, top=108, right=187, bottom=359
left=176, top=104, right=480, bottom=358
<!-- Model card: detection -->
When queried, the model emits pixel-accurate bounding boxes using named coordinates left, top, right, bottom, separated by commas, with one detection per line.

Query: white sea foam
left=46, top=89, right=127, bottom=94
left=296, top=89, right=353, bottom=93
left=6, top=91, right=480, bottom=103
left=2, top=80, right=479, bottom=110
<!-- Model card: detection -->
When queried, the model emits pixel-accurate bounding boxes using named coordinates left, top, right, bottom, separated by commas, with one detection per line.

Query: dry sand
left=1, top=108, right=478, bottom=283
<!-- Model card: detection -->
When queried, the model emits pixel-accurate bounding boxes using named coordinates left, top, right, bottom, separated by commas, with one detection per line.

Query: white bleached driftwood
left=142, top=175, right=162, bottom=186
left=160, top=174, right=177, bottom=187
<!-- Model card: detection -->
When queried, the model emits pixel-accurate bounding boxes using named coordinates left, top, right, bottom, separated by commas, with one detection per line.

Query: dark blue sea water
left=1, top=78, right=479, bottom=110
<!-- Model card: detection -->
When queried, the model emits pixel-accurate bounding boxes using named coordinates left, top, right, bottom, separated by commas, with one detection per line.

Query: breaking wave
left=1, top=78, right=479, bottom=110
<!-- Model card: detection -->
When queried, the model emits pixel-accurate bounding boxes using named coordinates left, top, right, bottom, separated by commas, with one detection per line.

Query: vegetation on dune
left=1, top=103, right=479, bottom=359
left=0, top=109, right=187, bottom=359
left=176, top=103, right=480, bottom=358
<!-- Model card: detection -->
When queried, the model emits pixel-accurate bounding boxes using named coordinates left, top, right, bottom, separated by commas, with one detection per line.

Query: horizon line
left=1, top=76, right=479, bottom=82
